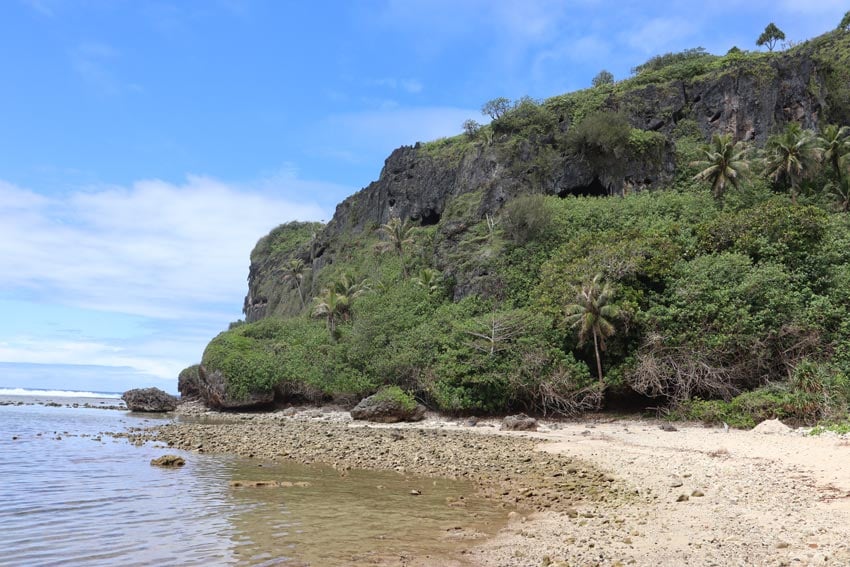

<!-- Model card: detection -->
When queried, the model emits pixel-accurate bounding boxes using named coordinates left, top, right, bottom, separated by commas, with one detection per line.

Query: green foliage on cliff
left=199, top=26, right=850, bottom=425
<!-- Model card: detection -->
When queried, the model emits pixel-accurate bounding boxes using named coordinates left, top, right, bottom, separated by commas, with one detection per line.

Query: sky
left=1, top=0, right=846, bottom=394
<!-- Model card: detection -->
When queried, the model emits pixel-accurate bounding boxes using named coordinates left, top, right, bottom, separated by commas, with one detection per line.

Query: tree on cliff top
left=591, top=70, right=614, bottom=87
left=481, top=97, right=511, bottom=120
left=839, top=11, right=850, bottom=31
left=757, top=23, right=785, bottom=52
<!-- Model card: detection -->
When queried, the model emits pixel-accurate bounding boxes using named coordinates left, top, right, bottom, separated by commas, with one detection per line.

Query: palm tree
left=818, top=124, right=850, bottom=179
left=690, top=133, right=750, bottom=203
left=311, top=288, right=350, bottom=338
left=826, top=173, right=850, bottom=212
left=764, top=123, right=822, bottom=204
left=331, top=272, right=369, bottom=312
left=375, top=217, right=416, bottom=278
left=413, top=268, right=441, bottom=293
left=564, top=274, right=620, bottom=384
left=282, top=258, right=306, bottom=308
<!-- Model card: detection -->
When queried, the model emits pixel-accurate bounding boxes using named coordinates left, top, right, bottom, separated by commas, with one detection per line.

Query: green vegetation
left=757, top=23, right=785, bottom=52
left=691, top=134, right=750, bottom=203
left=591, top=70, right=614, bottom=87
left=370, top=385, right=417, bottom=410
left=199, top=26, right=850, bottom=427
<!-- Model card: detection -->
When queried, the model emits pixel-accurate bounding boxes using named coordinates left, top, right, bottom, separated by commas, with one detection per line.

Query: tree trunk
left=296, top=281, right=305, bottom=308
left=592, top=328, right=604, bottom=384
left=399, top=250, right=408, bottom=279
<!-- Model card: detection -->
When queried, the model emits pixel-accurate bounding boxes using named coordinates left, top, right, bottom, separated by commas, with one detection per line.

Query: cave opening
left=558, top=177, right=609, bottom=198
left=420, top=209, right=441, bottom=226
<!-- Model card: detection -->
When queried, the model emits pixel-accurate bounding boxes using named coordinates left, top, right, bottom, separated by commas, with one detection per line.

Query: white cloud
left=0, top=175, right=332, bottom=320
left=0, top=336, right=182, bottom=380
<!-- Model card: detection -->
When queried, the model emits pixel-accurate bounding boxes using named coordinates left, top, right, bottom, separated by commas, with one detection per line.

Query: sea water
left=0, top=394, right=506, bottom=566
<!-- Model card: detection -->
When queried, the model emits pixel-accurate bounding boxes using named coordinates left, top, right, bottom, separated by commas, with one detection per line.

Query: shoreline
left=115, top=405, right=850, bottom=566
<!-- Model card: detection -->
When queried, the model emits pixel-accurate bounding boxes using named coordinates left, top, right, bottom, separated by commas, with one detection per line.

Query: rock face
left=350, top=393, right=426, bottom=423
left=122, top=388, right=178, bottom=412
left=501, top=414, right=538, bottom=431
left=242, top=41, right=841, bottom=323
left=177, top=364, right=201, bottom=400
left=195, top=365, right=275, bottom=410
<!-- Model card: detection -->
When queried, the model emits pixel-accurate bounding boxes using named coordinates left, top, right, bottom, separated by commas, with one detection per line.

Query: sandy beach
left=123, top=407, right=850, bottom=566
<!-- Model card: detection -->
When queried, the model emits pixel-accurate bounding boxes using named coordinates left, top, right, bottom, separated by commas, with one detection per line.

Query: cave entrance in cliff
left=419, top=209, right=441, bottom=226
left=558, top=177, right=609, bottom=198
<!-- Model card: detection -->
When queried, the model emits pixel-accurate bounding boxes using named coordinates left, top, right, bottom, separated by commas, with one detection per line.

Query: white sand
left=469, top=419, right=850, bottom=567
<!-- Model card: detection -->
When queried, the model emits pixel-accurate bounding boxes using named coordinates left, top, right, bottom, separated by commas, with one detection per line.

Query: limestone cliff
left=243, top=30, right=850, bottom=323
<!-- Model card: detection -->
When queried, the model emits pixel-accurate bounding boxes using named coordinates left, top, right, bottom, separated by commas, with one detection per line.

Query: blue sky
left=1, top=0, right=846, bottom=394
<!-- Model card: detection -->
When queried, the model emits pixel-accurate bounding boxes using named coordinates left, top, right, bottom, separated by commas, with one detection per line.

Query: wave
left=0, top=388, right=122, bottom=399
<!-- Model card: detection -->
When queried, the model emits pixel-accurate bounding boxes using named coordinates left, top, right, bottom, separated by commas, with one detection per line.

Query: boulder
left=350, top=391, right=426, bottom=423
left=501, top=413, right=538, bottom=431
left=196, top=365, right=275, bottom=410
left=122, top=387, right=179, bottom=412
left=752, top=419, right=791, bottom=435
left=150, top=455, right=185, bottom=467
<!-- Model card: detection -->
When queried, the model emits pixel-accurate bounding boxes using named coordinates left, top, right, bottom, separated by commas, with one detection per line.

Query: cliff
left=244, top=31, right=849, bottom=322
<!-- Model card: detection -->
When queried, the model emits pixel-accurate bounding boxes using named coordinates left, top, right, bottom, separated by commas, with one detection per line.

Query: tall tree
left=818, top=124, right=850, bottom=179
left=376, top=217, right=416, bottom=278
left=564, top=274, right=620, bottom=384
left=756, top=22, right=785, bottom=52
left=691, top=133, right=750, bottom=203
left=282, top=258, right=306, bottom=308
left=764, top=123, right=822, bottom=204
left=481, top=97, right=511, bottom=120
left=311, top=288, right=350, bottom=338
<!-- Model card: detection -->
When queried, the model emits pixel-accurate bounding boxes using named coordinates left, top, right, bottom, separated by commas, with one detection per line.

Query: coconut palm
left=690, top=133, right=750, bottom=203
left=413, top=268, right=441, bottom=293
left=281, top=258, right=306, bottom=308
left=311, top=288, right=350, bottom=338
left=331, top=272, right=369, bottom=308
left=564, top=274, right=620, bottom=384
left=818, top=124, right=850, bottom=179
left=764, top=123, right=822, bottom=204
left=375, top=217, right=416, bottom=278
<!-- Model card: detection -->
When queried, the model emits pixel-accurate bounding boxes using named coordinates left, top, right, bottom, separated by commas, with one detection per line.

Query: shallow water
left=0, top=400, right=507, bottom=566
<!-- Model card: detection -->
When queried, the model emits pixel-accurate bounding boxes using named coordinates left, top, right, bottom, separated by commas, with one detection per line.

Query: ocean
left=0, top=390, right=504, bottom=566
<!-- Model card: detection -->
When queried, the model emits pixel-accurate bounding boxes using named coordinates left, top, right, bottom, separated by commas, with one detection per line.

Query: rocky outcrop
left=350, top=392, right=426, bottom=423
left=195, top=365, right=275, bottom=410
left=177, top=364, right=201, bottom=400
left=150, top=455, right=185, bottom=467
left=122, top=387, right=178, bottom=412
left=501, top=414, right=538, bottom=431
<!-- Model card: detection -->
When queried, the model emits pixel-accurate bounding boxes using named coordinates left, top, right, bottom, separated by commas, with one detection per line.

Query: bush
left=500, top=194, right=555, bottom=246
left=565, top=111, right=632, bottom=176
left=371, top=385, right=417, bottom=411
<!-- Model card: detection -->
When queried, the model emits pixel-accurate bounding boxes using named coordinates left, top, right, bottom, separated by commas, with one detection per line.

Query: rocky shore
left=115, top=406, right=850, bottom=566
left=116, top=409, right=629, bottom=515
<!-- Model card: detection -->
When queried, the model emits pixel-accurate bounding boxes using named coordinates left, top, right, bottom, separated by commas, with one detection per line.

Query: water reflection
left=0, top=404, right=508, bottom=566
